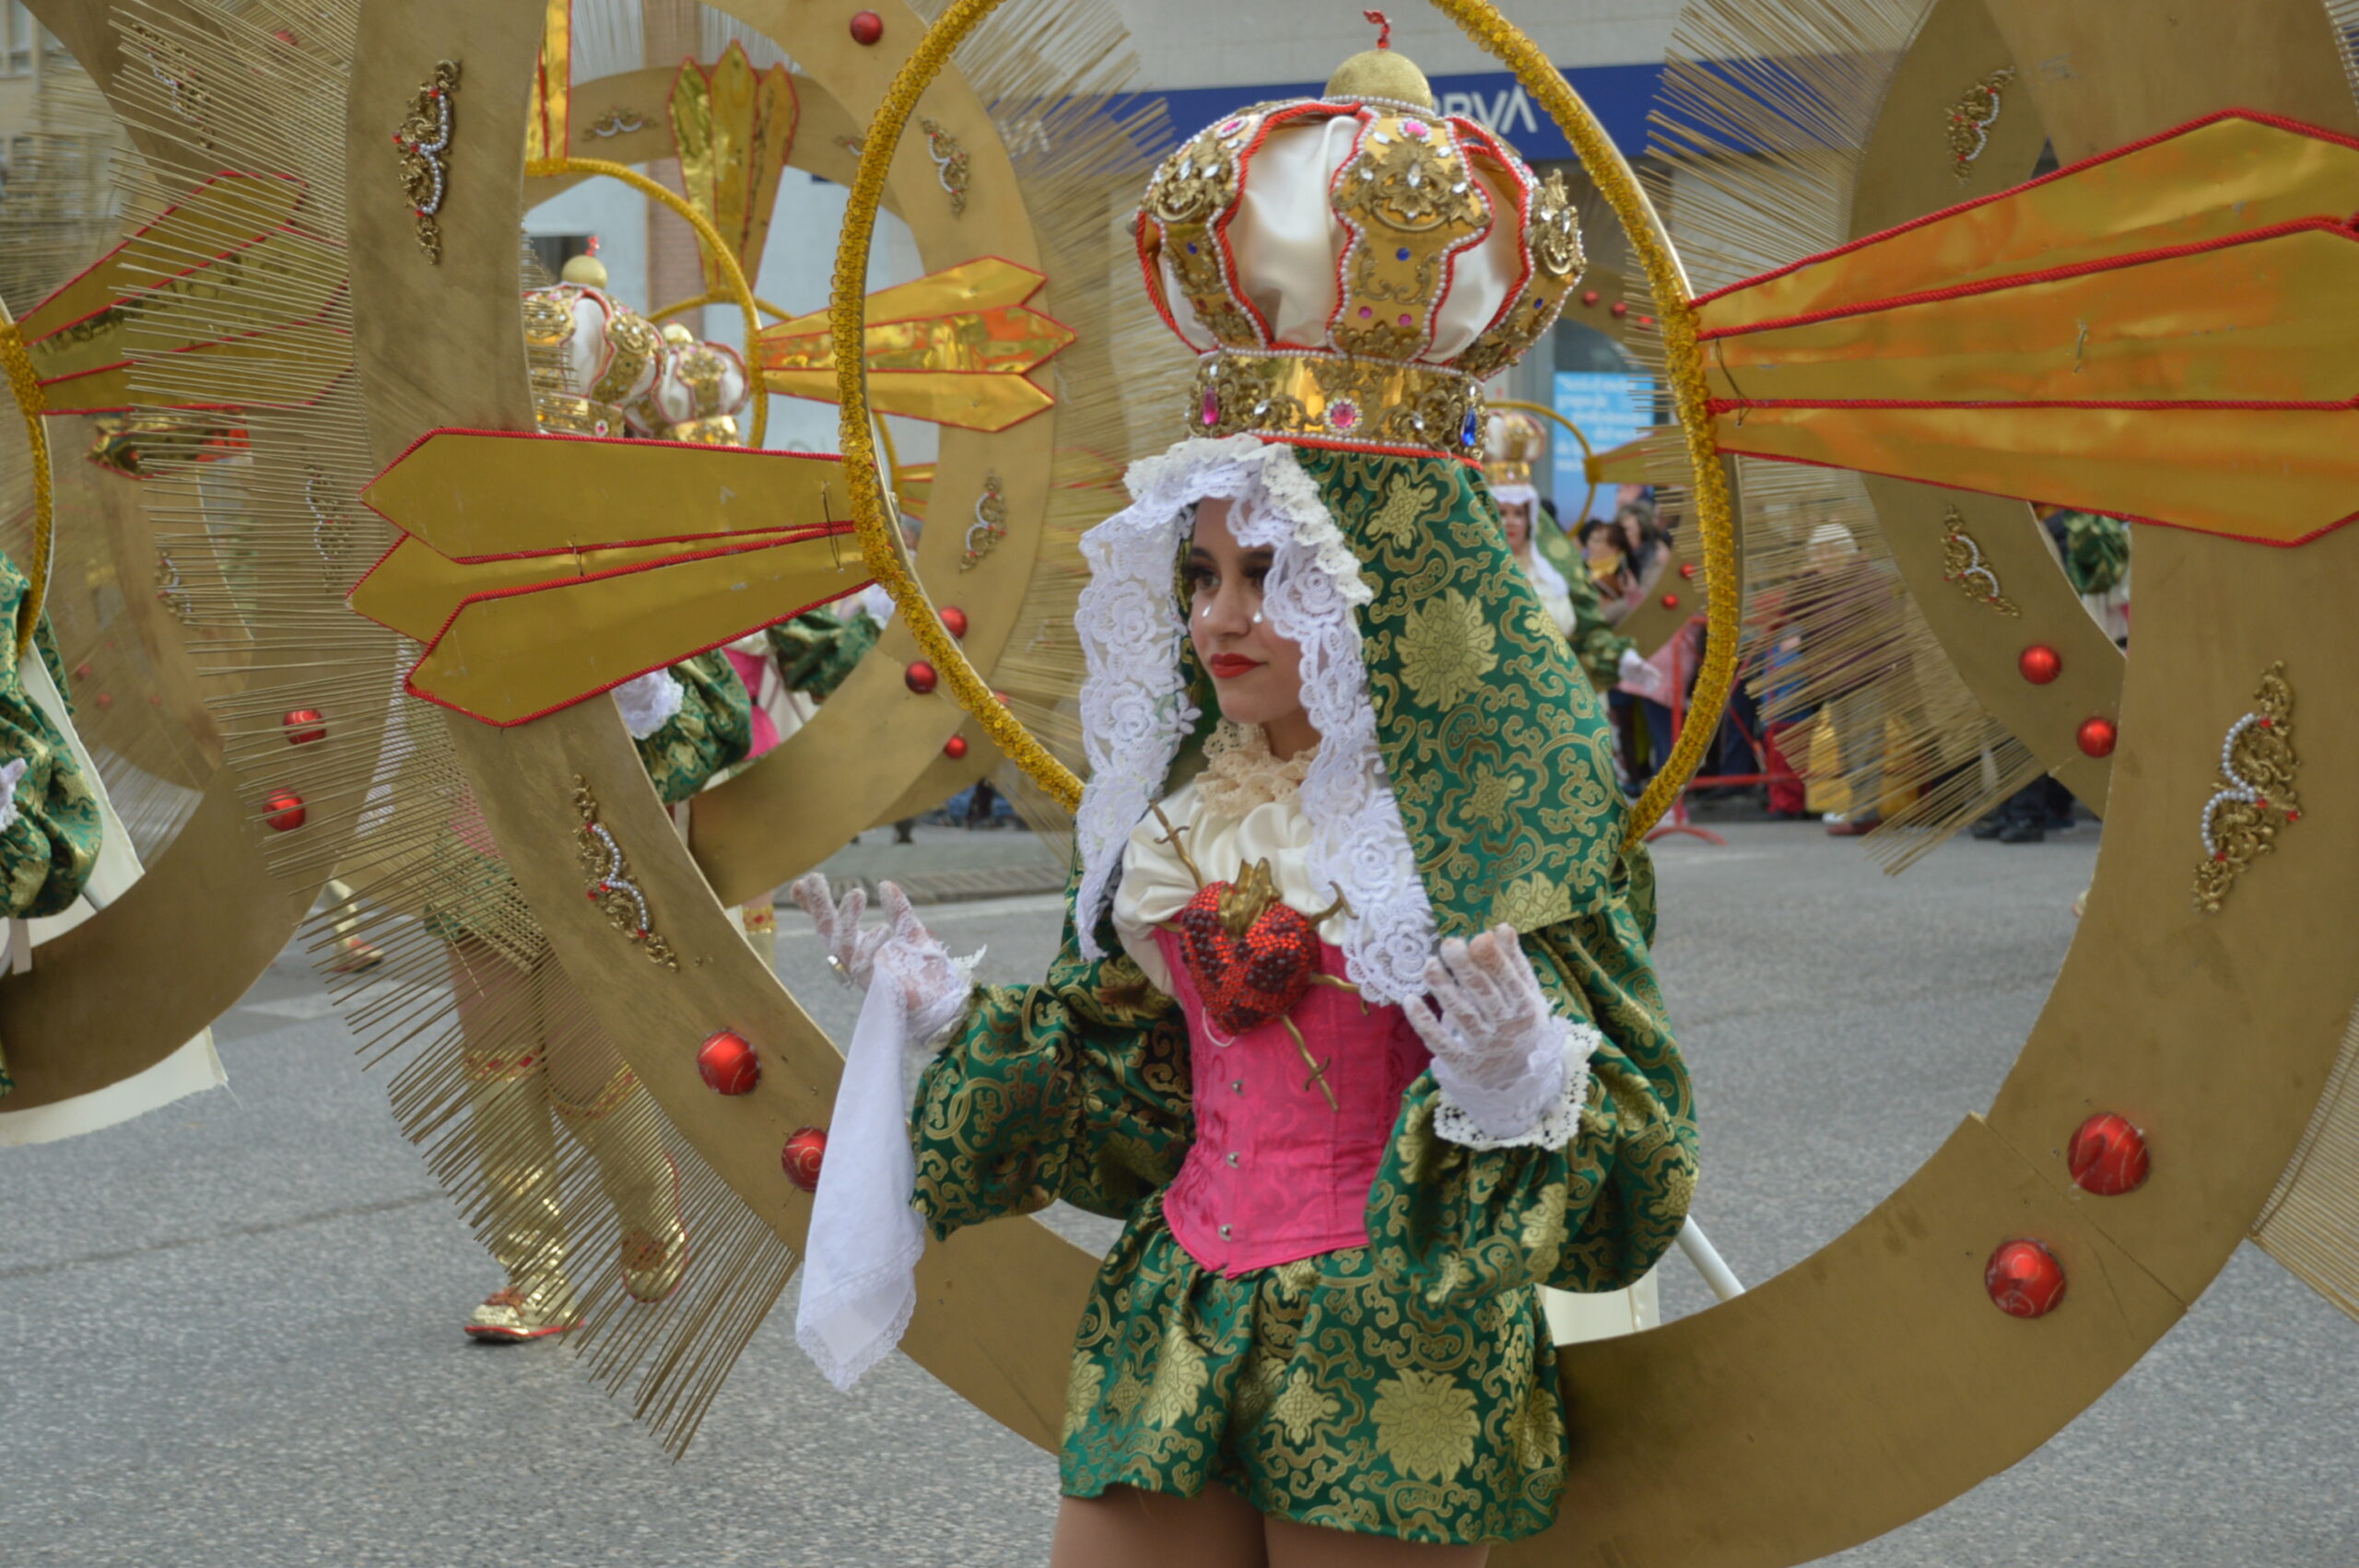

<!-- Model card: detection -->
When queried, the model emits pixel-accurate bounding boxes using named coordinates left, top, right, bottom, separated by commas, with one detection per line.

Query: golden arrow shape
left=351, top=429, right=871, bottom=725
left=759, top=257, right=1077, bottom=432
left=20, top=171, right=346, bottom=415
left=1697, top=111, right=2359, bottom=546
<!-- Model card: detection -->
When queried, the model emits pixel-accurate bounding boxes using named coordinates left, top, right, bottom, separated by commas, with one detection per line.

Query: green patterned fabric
left=912, top=938, right=1192, bottom=1235
left=1374, top=869, right=1695, bottom=1302
left=1531, top=521, right=1633, bottom=688
left=1059, top=1194, right=1564, bottom=1544
left=634, top=650, right=752, bottom=806
left=912, top=863, right=1692, bottom=1545
left=2055, top=510, right=2130, bottom=597
left=902, top=439, right=1692, bottom=1547
left=1291, top=448, right=1627, bottom=937
left=0, top=553, right=106, bottom=1095
left=1562, top=552, right=1636, bottom=690
left=766, top=608, right=879, bottom=702
left=0, top=556, right=101, bottom=923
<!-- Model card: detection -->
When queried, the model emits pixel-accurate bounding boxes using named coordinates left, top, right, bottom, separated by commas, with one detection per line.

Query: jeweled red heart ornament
left=1176, top=882, right=1323, bottom=1035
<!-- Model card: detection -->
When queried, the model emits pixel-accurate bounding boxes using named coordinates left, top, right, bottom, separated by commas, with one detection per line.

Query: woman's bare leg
left=1264, top=1515, right=1489, bottom=1568
left=1050, top=1481, right=1269, bottom=1568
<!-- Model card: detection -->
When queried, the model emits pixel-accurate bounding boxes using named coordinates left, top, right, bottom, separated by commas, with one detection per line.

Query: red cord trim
left=1691, top=109, right=2359, bottom=310
left=396, top=537, right=870, bottom=728
left=1712, top=394, right=2359, bottom=413
left=1702, top=217, right=2354, bottom=341
left=1710, top=441, right=2356, bottom=548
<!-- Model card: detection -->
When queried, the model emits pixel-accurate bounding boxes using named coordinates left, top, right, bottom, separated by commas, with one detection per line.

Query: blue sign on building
left=1142, top=62, right=1664, bottom=163
left=1136, top=63, right=1661, bottom=161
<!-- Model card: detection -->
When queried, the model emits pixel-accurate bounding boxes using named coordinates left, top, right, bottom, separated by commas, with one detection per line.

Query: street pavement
left=5, top=820, right=2355, bottom=1566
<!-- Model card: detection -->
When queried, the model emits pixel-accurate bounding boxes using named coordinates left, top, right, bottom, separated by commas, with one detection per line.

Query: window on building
left=2, top=4, right=40, bottom=79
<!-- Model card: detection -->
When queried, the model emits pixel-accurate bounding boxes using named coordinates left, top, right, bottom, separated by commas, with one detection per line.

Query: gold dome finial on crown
left=1485, top=410, right=1545, bottom=489
left=560, top=236, right=608, bottom=289
left=1324, top=11, right=1437, bottom=110
left=1135, top=19, right=1585, bottom=463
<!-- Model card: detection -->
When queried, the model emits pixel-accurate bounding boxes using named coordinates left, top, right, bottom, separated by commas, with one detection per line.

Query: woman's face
left=1186, top=497, right=1311, bottom=743
left=1500, top=498, right=1533, bottom=555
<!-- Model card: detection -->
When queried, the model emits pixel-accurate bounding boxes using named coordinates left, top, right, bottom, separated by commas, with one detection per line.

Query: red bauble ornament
left=282, top=708, right=327, bottom=744
left=904, top=660, right=938, bottom=695
left=2076, top=716, right=2118, bottom=758
left=1661, top=592, right=1681, bottom=610
left=264, top=790, right=307, bottom=832
left=848, top=9, right=884, bottom=44
left=697, top=1030, right=760, bottom=1095
left=944, top=734, right=969, bottom=760
left=1984, top=1238, right=2066, bottom=1318
left=96, top=692, right=114, bottom=709
left=2017, top=644, right=2062, bottom=685
left=1610, top=300, right=1630, bottom=319
left=2068, top=1113, right=2150, bottom=1196
left=1580, top=289, right=1601, bottom=307
left=992, top=689, right=1011, bottom=707
left=938, top=605, right=968, bottom=639
left=782, top=1127, right=827, bottom=1192
left=72, top=661, right=91, bottom=679
left=1679, top=562, right=1696, bottom=579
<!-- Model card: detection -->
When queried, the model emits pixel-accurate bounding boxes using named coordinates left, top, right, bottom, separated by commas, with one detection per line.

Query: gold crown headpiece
left=1485, top=410, right=1545, bottom=487
left=1135, top=33, right=1584, bottom=462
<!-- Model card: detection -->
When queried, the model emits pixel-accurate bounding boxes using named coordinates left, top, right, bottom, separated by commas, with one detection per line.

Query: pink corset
left=723, top=647, right=780, bottom=758
left=1154, top=929, right=1432, bottom=1277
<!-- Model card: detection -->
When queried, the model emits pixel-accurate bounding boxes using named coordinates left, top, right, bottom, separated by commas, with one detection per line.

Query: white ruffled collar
left=1193, top=720, right=1314, bottom=816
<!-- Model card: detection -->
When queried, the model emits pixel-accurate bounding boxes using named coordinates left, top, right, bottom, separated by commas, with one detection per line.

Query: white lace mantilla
left=1072, top=436, right=1438, bottom=1005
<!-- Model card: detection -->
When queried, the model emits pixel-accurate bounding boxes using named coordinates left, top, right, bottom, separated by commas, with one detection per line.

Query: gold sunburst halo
left=826, top=0, right=1740, bottom=842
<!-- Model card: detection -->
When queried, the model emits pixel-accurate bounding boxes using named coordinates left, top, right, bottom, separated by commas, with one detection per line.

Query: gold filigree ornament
left=1937, top=506, right=2018, bottom=615
left=2193, top=662, right=2301, bottom=915
left=393, top=60, right=461, bottom=263
left=571, top=776, right=678, bottom=969
left=961, top=471, right=1009, bottom=569
left=919, top=117, right=971, bottom=215
left=584, top=108, right=647, bottom=140
left=1945, top=66, right=2016, bottom=182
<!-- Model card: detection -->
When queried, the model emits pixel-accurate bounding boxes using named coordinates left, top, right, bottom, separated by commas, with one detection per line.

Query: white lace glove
left=790, top=873, right=978, bottom=1393
left=790, top=874, right=979, bottom=1100
left=1617, top=648, right=1669, bottom=699
left=0, top=757, right=26, bottom=834
left=611, top=669, right=685, bottom=739
left=1403, top=924, right=1590, bottom=1149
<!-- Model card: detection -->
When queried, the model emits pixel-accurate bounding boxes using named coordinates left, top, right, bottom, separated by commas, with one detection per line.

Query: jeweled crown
left=1135, top=37, right=1584, bottom=462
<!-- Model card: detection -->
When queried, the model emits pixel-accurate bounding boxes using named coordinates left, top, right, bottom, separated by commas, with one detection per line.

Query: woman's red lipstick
left=1207, top=654, right=1262, bottom=679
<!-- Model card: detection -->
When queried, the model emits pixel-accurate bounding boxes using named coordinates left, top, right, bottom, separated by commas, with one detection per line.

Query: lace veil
left=1071, top=435, right=1438, bottom=1005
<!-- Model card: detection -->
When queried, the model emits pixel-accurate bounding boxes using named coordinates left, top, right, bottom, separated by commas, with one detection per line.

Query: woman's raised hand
left=791, top=872, right=890, bottom=990
left=790, top=874, right=975, bottom=1039
left=1403, top=923, right=1568, bottom=1141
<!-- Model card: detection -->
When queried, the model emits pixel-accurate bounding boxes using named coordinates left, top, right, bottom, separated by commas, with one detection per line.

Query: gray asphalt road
left=6, top=821, right=2354, bottom=1566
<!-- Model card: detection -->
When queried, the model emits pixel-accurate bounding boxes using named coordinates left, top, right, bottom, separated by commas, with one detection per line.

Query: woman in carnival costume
left=441, top=256, right=763, bottom=1342
left=794, top=33, right=1694, bottom=1562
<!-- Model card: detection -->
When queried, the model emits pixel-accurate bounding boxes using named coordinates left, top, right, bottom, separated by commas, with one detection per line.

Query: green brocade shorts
left=1060, top=1193, right=1568, bottom=1546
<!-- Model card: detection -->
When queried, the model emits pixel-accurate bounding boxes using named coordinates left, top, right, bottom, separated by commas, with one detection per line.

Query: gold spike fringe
left=111, top=0, right=1168, bottom=1457
left=2252, top=994, right=2359, bottom=1326
left=1646, top=0, right=2047, bottom=861
left=0, top=56, right=223, bottom=854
